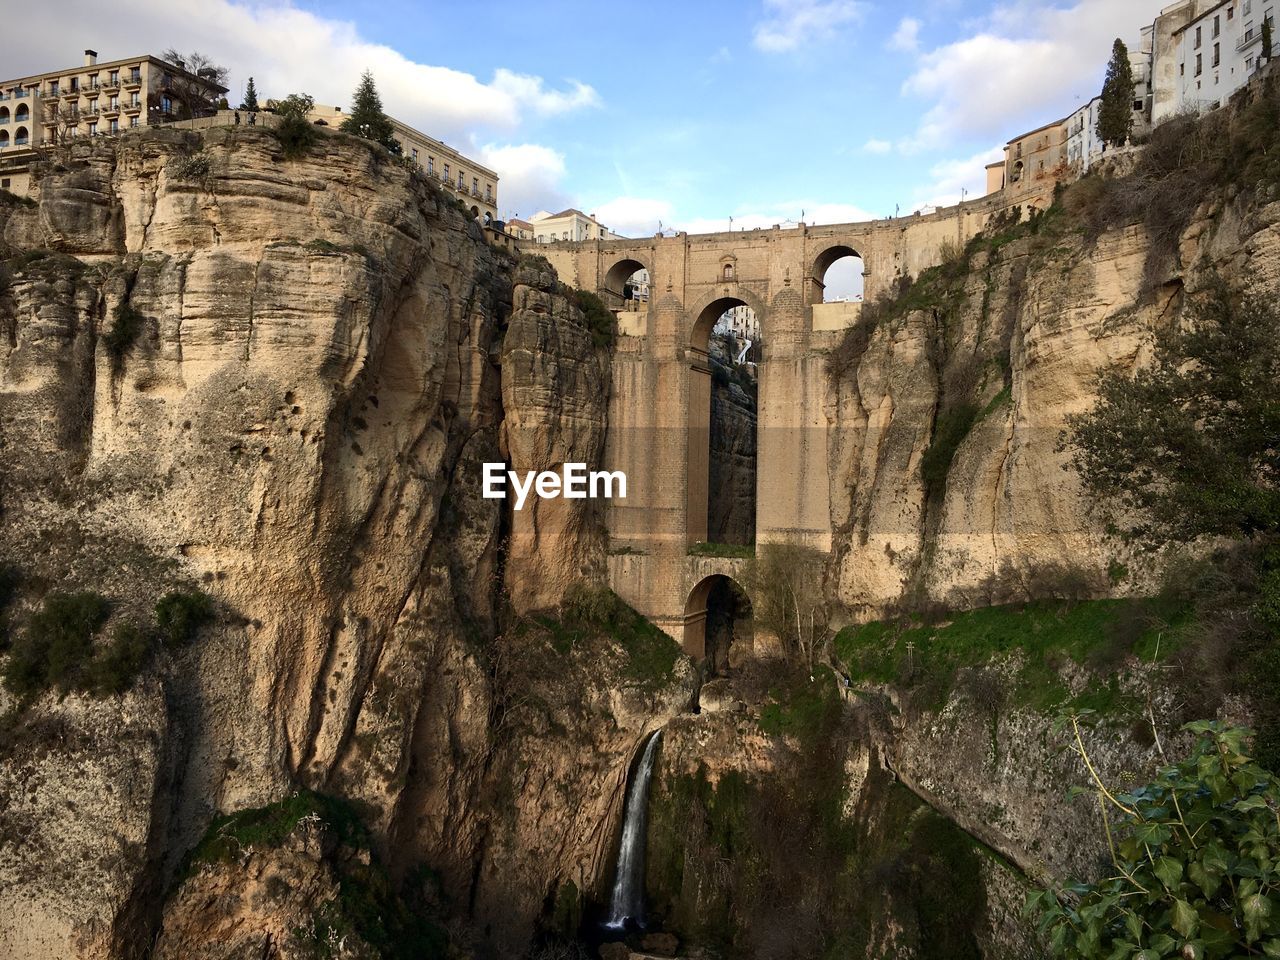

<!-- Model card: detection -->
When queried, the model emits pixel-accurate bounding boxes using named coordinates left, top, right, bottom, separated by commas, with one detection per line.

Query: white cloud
left=592, top=197, right=676, bottom=238
left=911, top=145, right=1006, bottom=209
left=899, top=0, right=1167, bottom=151
left=752, top=0, right=867, bottom=53
left=6, top=0, right=598, bottom=148
left=863, top=138, right=893, bottom=154
left=888, top=17, right=922, bottom=53
left=478, top=144, right=570, bottom=220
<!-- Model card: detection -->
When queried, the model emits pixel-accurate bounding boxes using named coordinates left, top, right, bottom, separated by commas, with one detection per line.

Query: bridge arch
left=687, top=288, right=769, bottom=353
left=682, top=573, right=752, bottom=669
left=810, top=244, right=865, bottom=304
left=602, top=256, right=651, bottom=311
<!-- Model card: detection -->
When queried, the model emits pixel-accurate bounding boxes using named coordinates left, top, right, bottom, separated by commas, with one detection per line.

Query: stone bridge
left=539, top=194, right=1009, bottom=654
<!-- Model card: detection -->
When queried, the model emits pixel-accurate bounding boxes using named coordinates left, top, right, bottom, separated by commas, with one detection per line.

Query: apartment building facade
left=529, top=208, right=623, bottom=243
left=0, top=50, right=228, bottom=195
left=1162, top=0, right=1274, bottom=118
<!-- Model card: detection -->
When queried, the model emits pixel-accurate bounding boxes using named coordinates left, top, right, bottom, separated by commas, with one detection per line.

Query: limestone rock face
left=501, top=257, right=610, bottom=612
left=825, top=196, right=1280, bottom=617
left=0, top=128, right=659, bottom=959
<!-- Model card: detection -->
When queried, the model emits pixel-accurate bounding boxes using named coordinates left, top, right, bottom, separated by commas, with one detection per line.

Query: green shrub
left=84, top=621, right=152, bottom=696
left=688, top=541, right=754, bottom=559
left=103, top=301, right=144, bottom=371
left=1032, top=721, right=1280, bottom=960
left=559, top=583, right=681, bottom=689
left=155, top=590, right=215, bottom=648
left=573, top=288, right=615, bottom=350
left=3, top=592, right=110, bottom=695
left=272, top=93, right=320, bottom=160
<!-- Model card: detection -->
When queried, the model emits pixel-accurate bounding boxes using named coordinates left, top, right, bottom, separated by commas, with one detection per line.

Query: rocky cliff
left=0, top=127, right=686, bottom=959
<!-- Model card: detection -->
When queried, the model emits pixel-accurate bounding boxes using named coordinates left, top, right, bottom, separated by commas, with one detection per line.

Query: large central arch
left=685, top=291, right=766, bottom=546
left=603, top=257, right=650, bottom=312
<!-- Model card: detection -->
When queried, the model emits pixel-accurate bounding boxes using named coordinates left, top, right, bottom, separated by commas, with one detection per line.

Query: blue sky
left=12, top=0, right=1168, bottom=235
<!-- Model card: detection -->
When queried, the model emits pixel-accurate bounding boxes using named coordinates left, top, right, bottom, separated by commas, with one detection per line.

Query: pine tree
left=240, top=77, right=259, bottom=111
left=1097, top=38, right=1136, bottom=148
left=339, top=72, right=400, bottom=155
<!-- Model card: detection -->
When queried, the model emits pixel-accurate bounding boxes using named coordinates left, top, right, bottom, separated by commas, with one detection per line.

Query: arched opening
left=0, top=131, right=8, bottom=149
left=603, top=258, right=648, bottom=313
left=688, top=297, right=760, bottom=548
left=0, top=107, right=9, bottom=124
left=812, top=245, right=865, bottom=304
left=470, top=205, right=480, bottom=219
left=14, top=126, right=28, bottom=147
left=15, top=104, right=29, bottom=123
left=1011, top=160, right=1024, bottom=183
left=682, top=574, right=753, bottom=669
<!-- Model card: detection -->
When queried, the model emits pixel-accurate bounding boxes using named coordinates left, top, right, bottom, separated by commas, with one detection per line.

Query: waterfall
left=605, top=729, right=662, bottom=931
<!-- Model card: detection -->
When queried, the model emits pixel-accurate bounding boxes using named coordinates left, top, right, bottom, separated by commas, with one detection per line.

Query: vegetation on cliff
left=1033, top=722, right=1280, bottom=960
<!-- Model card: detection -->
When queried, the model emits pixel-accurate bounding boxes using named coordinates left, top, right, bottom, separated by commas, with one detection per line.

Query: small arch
left=1011, top=160, right=1024, bottom=183
left=683, top=574, right=753, bottom=668
left=14, top=126, right=28, bottom=147
left=15, top=104, right=29, bottom=123
left=811, top=244, right=865, bottom=304
left=0, top=107, right=9, bottom=124
left=470, top=205, right=480, bottom=219
left=0, top=130, right=9, bottom=148
left=603, top=257, right=650, bottom=311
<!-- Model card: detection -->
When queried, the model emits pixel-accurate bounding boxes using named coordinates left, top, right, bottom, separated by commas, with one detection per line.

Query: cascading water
left=605, top=729, right=663, bottom=931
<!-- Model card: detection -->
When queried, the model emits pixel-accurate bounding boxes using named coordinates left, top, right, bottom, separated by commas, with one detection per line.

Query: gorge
left=0, top=71, right=1279, bottom=960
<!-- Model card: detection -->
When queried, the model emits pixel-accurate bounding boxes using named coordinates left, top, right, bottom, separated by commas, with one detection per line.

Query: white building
left=1149, top=0, right=1273, bottom=123
left=530, top=208, right=624, bottom=243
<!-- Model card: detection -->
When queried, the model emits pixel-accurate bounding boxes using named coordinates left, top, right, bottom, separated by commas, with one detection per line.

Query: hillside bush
left=573, top=288, right=615, bottom=349
left=155, top=589, right=215, bottom=648
left=3, top=592, right=110, bottom=695
left=1032, top=721, right=1280, bottom=960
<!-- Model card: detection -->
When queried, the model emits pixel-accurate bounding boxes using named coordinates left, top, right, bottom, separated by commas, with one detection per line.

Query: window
left=1181, top=62, right=1186, bottom=76
left=109, top=119, right=118, bottom=133
left=1196, top=52, right=1203, bottom=75
left=162, top=95, right=172, bottom=113
left=1, top=178, right=8, bottom=188
left=1134, top=99, right=1144, bottom=110
left=88, top=122, right=97, bottom=136
left=485, top=183, right=492, bottom=200
left=88, top=99, right=98, bottom=115
left=110, top=96, right=119, bottom=110
left=129, top=116, right=138, bottom=127
left=427, top=157, right=433, bottom=174
left=88, top=74, right=98, bottom=90
left=70, top=78, right=79, bottom=92
left=457, top=170, right=465, bottom=187
left=131, top=93, right=140, bottom=107
left=723, top=263, right=734, bottom=280
left=1214, top=15, right=1221, bottom=36
left=411, top=147, right=418, bottom=160
left=443, top=163, right=450, bottom=180
left=1214, top=43, right=1221, bottom=66
left=472, top=176, right=478, bottom=194
left=130, top=69, right=140, bottom=83
left=1229, top=6, right=1235, bottom=19
left=109, top=70, right=118, bottom=85
left=1195, top=25, right=1202, bottom=47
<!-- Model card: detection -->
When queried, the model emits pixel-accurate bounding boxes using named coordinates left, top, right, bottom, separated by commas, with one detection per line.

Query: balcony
left=124, top=74, right=142, bottom=87
left=123, top=100, right=142, bottom=113
left=102, top=104, right=120, bottom=117
left=1237, top=30, right=1262, bottom=51
left=102, top=81, right=121, bottom=93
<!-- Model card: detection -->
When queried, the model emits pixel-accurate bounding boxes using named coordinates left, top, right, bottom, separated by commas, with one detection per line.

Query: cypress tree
left=241, top=77, right=259, bottom=111
left=1264, top=17, right=1273, bottom=61
left=339, top=71, right=401, bottom=155
left=1097, top=38, right=1136, bottom=148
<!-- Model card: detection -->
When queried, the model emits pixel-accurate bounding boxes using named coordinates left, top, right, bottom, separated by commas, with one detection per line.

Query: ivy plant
left=1030, top=719, right=1280, bottom=959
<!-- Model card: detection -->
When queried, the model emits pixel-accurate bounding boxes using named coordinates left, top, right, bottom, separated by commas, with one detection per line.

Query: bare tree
left=39, top=100, right=76, bottom=148
left=742, top=542, right=831, bottom=670
left=159, top=49, right=229, bottom=120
